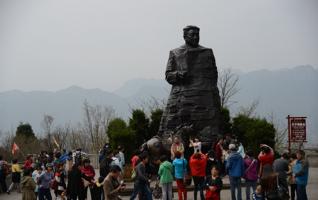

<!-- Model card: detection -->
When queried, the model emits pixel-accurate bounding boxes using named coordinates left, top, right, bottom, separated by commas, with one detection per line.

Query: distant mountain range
left=1, top=65, right=317, bottom=145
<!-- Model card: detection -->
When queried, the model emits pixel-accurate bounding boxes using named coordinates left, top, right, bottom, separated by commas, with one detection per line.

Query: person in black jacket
left=67, top=163, right=85, bottom=200
left=100, top=151, right=114, bottom=179
left=130, top=152, right=152, bottom=200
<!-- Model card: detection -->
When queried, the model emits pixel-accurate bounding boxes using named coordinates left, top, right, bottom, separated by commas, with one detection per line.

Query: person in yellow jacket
left=7, top=158, right=22, bottom=194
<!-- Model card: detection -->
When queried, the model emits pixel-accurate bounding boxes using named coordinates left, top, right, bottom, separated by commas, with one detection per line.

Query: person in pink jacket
left=243, top=150, right=259, bottom=200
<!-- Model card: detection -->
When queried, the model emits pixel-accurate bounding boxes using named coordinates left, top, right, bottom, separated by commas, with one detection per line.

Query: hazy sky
left=1, top=0, right=317, bottom=92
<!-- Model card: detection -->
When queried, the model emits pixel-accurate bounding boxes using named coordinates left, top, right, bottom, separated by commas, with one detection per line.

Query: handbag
left=266, top=175, right=289, bottom=200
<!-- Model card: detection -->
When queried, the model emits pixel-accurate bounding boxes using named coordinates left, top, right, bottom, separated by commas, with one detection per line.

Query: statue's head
left=183, top=25, right=200, bottom=47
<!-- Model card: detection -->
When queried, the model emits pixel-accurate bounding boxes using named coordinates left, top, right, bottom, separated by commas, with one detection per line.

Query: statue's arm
left=165, top=51, right=178, bottom=85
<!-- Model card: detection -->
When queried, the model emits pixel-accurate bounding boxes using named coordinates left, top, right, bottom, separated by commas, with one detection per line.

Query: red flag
left=12, top=142, right=19, bottom=155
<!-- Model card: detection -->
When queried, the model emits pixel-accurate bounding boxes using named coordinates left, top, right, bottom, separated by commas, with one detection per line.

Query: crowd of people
left=127, top=135, right=309, bottom=200
left=0, top=134, right=310, bottom=200
left=0, top=145, right=126, bottom=200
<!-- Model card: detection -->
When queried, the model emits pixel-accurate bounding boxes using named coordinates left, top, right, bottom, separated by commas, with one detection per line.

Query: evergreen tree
left=16, top=123, right=36, bottom=138
left=128, top=109, right=149, bottom=147
left=148, top=108, right=163, bottom=138
left=107, top=118, right=134, bottom=157
left=232, top=114, right=276, bottom=153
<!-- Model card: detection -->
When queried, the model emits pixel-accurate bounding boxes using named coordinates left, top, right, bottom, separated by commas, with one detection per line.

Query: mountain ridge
left=0, top=65, right=317, bottom=145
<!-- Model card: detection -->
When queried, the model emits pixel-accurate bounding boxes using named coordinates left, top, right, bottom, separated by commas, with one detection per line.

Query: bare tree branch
left=268, top=112, right=288, bottom=151
left=238, top=99, right=260, bottom=118
left=218, top=68, right=240, bottom=108
left=41, top=114, right=54, bottom=151
left=82, top=101, right=115, bottom=152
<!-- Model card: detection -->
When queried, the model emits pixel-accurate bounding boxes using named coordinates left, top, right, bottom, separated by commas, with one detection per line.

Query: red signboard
left=287, top=116, right=307, bottom=152
left=290, top=117, right=306, bottom=142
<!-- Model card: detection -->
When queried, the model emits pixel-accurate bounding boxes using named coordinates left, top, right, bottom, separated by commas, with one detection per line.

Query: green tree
left=107, top=118, right=134, bottom=157
left=232, top=114, right=276, bottom=153
left=14, top=123, right=40, bottom=156
left=16, top=123, right=36, bottom=138
left=148, top=108, right=163, bottom=138
left=128, top=109, right=149, bottom=148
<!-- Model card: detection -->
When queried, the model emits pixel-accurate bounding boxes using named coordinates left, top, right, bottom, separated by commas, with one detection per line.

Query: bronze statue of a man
left=158, top=25, right=221, bottom=151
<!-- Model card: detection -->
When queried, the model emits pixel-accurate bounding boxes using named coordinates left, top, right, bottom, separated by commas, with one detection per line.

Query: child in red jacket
left=190, top=150, right=207, bottom=200
left=205, top=166, right=223, bottom=200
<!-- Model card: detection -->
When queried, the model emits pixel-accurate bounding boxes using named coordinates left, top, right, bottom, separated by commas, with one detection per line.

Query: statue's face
left=184, top=29, right=200, bottom=47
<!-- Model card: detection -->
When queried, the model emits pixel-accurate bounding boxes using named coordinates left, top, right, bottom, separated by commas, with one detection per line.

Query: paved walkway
left=1, top=167, right=318, bottom=200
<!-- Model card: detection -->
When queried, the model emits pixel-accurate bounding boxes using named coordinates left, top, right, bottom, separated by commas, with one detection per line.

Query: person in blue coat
left=293, top=150, right=309, bottom=200
left=172, top=152, right=188, bottom=200
left=226, top=144, right=244, bottom=200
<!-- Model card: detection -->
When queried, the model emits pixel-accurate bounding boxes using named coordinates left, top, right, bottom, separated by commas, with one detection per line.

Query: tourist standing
left=172, top=151, right=188, bottom=200
left=54, top=164, right=66, bottom=199
left=214, top=138, right=224, bottom=174
left=7, top=158, right=22, bottom=194
left=130, top=152, right=152, bottom=200
left=190, top=150, right=207, bottom=200
left=32, top=165, right=43, bottom=198
left=205, top=166, right=223, bottom=200
left=117, top=146, right=125, bottom=170
left=104, top=165, right=125, bottom=200
left=171, top=136, right=184, bottom=159
left=287, top=153, right=297, bottom=200
left=189, top=137, right=202, bottom=153
left=81, top=158, right=96, bottom=200
left=67, top=163, right=85, bottom=200
left=222, top=147, right=230, bottom=176
left=293, top=150, right=309, bottom=200
left=24, top=155, right=33, bottom=170
left=21, top=169, right=36, bottom=200
left=38, top=163, right=54, bottom=200
left=158, top=155, right=174, bottom=200
left=226, top=144, right=244, bottom=200
left=131, top=150, right=140, bottom=169
left=100, top=150, right=114, bottom=179
left=206, top=150, right=218, bottom=177
left=243, top=150, right=258, bottom=200
left=0, top=155, right=8, bottom=193
left=273, top=152, right=289, bottom=191
left=237, top=142, right=245, bottom=158
left=258, top=144, right=274, bottom=178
